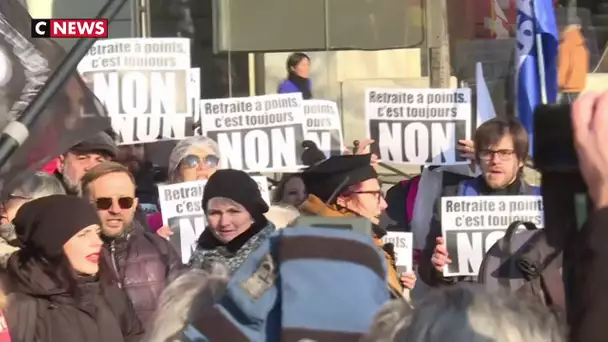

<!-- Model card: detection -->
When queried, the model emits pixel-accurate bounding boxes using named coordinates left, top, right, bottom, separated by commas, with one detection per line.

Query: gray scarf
left=188, top=221, right=275, bottom=273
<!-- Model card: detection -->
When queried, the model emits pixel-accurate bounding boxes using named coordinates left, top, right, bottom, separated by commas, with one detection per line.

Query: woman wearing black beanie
left=189, top=169, right=275, bottom=273
left=4, top=195, right=143, bottom=342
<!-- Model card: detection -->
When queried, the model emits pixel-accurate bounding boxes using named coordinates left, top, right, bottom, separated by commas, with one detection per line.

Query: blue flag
left=515, top=0, right=558, bottom=157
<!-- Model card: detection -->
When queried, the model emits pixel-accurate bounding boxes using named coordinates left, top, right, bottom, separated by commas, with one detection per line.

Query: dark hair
left=474, top=117, right=529, bottom=163
left=16, top=249, right=116, bottom=297
left=80, top=161, right=136, bottom=198
left=272, top=173, right=304, bottom=204
left=286, top=52, right=310, bottom=75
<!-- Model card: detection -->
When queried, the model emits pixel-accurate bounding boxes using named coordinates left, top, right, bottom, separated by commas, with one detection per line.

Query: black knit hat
left=14, top=195, right=101, bottom=258
left=300, top=141, right=378, bottom=203
left=202, top=169, right=269, bottom=220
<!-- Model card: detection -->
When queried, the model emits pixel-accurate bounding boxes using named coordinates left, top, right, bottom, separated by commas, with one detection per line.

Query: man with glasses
left=80, top=161, right=184, bottom=327
left=418, top=118, right=540, bottom=287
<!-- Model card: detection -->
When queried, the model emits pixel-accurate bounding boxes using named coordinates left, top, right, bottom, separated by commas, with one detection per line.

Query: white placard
left=381, top=231, right=413, bottom=273
left=303, top=99, right=344, bottom=157
left=365, top=88, right=472, bottom=165
left=441, top=195, right=544, bottom=277
left=78, top=37, right=192, bottom=145
left=200, top=93, right=307, bottom=173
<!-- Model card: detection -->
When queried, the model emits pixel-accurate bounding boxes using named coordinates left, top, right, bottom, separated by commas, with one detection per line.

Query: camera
left=533, top=104, right=579, bottom=173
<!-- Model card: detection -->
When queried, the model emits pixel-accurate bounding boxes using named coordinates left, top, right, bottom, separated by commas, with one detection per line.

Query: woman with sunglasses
left=153, top=137, right=222, bottom=236
left=298, top=141, right=417, bottom=299
left=4, top=195, right=143, bottom=342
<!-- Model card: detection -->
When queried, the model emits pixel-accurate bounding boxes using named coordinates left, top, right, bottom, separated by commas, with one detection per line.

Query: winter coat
left=189, top=219, right=275, bottom=273
left=298, top=195, right=405, bottom=298
left=104, top=221, right=185, bottom=327
left=558, top=26, right=589, bottom=93
left=4, top=254, right=143, bottom=342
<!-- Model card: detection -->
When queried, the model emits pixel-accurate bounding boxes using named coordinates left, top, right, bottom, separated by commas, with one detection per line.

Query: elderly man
left=54, top=131, right=118, bottom=194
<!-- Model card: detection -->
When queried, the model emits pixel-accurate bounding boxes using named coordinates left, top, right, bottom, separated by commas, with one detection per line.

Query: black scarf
left=288, top=73, right=312, bottom=99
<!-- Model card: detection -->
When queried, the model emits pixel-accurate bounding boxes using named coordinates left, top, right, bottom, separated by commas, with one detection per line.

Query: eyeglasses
left=181, top=154, right=219, bottom=169
left=479, top=149, right=516, bottom=161
left=351, top=190, right=385, bottom=203
left=94, top=197, right=134, bottom=210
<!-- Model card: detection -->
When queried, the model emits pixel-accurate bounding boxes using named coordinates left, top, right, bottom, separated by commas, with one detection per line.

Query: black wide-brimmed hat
left=300, top=141, right=378, bottom=204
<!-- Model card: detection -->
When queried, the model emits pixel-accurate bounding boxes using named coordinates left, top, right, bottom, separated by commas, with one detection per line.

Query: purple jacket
left=277, top=78, right=311, bottom=95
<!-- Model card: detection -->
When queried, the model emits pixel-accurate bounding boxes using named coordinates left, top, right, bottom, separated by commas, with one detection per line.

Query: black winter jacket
left=4, top=253, right=143, bottom=342
left=104, top=221, right=184, bottom=327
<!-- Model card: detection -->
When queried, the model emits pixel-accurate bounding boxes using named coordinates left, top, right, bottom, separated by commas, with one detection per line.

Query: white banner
left=158, top=176, right=270, bottom=263
left=303, top=99, right=344, bottom=157
left=78, top=38, right=192, bottom=145
left=365, top=88, right=472, bottom=165
left=440, top=195, right=544, bottom=277
left=200, top=93, right=307, bottom=173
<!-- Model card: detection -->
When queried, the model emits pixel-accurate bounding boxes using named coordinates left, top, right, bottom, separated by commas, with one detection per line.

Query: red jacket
left=40, top=158, right=58, bottom=174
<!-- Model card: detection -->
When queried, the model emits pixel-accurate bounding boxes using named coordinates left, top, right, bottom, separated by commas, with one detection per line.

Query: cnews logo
left=31, top=19, right=108, bottom=38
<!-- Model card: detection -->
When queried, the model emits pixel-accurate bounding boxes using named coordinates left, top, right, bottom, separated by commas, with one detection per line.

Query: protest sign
left=78, top=38, right=192, bottom=144
left=190, top=68, right=202, bottom=135
left=158, top=180, right=206, bottom=263
left=381, top=232, right=413, bottom=273
left=158, top=175, right=270, bottom=263
left=365, top=88, right=472, bottom=165
left=440, top=195, right=544, bottom=277
left=303, top=100, right=344, bottom=157
left=201, top=93, right=307, bottom=172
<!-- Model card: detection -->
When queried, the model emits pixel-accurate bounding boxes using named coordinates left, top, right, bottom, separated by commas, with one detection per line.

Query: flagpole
left=0, top=0, right=127, bottom=168
left=533, top=0, right=549, bottom=104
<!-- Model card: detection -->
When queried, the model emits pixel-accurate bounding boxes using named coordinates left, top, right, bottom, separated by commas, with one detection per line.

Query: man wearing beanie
left=189, top=169, right=275, bottom=273
left=55, top=131, right=118, bottom=195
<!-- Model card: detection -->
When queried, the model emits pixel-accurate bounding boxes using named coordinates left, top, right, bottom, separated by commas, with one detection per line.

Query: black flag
left=0, top=0, right=110, bottom=197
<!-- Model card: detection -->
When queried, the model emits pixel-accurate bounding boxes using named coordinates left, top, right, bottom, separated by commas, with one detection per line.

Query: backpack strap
left=499, top=221, right=538, bottom=290
left=518, top=234, right=565, bottom=313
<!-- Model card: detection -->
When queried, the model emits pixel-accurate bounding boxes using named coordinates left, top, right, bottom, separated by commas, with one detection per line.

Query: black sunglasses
left=94, top=197, right=134, bottom=210
left=182, top=154, right=219, bottom=169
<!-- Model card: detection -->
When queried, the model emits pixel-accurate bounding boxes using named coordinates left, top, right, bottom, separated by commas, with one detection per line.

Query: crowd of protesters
left=0, top=89, right=605, bottom=341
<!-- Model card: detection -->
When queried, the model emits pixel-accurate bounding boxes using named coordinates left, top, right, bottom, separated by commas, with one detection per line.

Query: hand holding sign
left=400, top=272, right=417, bottom=290
left=156, top=224, right=173, bottom=240
left=457, top=139, right=475, bottom=161
left=344, top=139, right=379, bottom=166
left=431, top=236, right=452, bottom=273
